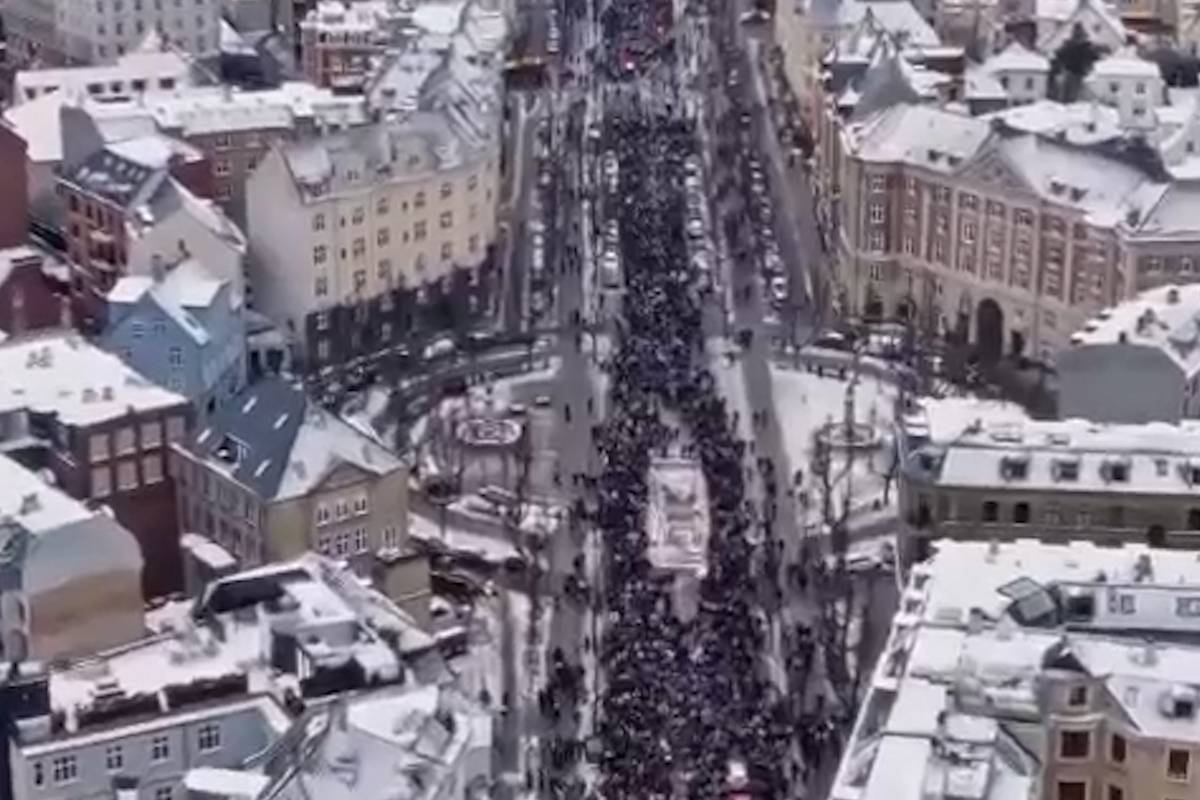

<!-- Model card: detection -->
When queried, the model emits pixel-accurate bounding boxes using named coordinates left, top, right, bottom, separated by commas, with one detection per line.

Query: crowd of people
left=587, top=109, right=795, bottom=799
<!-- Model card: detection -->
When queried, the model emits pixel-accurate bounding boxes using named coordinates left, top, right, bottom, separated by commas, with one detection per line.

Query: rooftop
left=983, top=41, right=1050, bottom=73
left=181, top=378, right=405, bottom=502
left=1069, top=283, right=1200, bottom=377
left=12, top=50, right=195, bottom=105
left=1091, top=49, right=1162, bottom=79
left=832, top=539, right=1200, bottom=800
left=0, top=331, right=186, bottom=427
left=108, top=258, right=231, bottom=346
left=11, top=554, right=433, bottom=751
left=0, top=453, right=92, bottom=532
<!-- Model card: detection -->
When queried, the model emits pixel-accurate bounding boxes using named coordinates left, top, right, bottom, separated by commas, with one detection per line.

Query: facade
left=1034, top=0, right=1127, bottom=52
left=11, top=49, right=195, bottom=105
left=2, top=554, right=434, bottom=800
left=0, top=331, right=192, bottom=596
left=0, top=248, right=71, bottom=337
left=982, top=41, right=1050, bottom=106
left=247, top=0, right=506, bottom=368
left=169, top=377, right=427, bottom=621
left=1085, top=50, right=1166, bottom=131
left=1058, top=283, right=1200, bottom=424
left=831, top=538, right=1200, bottom=800
left=0, top=122, right=32, bottom=250
left=298, top=0, right=401, bottom=89
left=102, top=257, right=247, bottom=419
left=190, top=682, right=494, bottom=800
left=825, top=100, right=1200, bottom=363
left=897, top=396, right=1200, bottom=557
left=0, top=453, right=144, bottom=663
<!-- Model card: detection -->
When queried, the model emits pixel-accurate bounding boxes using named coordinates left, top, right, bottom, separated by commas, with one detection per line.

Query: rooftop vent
left=1168, top=286, right=1181, bottom=305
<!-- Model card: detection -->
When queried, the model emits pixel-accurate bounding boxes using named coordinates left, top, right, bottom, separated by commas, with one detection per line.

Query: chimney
left=151, top=253, right=165, bottom=281
left=18, top=493, right=39, bottom=515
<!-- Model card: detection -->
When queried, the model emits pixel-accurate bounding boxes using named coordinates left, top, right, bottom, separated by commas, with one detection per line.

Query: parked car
left=424, top=336, right=457, bottom=360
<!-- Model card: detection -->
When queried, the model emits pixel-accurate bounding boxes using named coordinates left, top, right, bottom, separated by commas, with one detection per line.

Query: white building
left=831, top=538, right=1200, bottom=800
left=983, top=41, right=1050, bottom=105
left=1035, top=0, right=1127, bottom=53
left=66, top=6, right=217, bottom=64
left=2, top=553, right=435, bottom=800
left=246, top=0, right=505, bottom=367
left=186, top=682, right=494, bottom=800
left=12, top=49, right=197, bottom=105
left=1086, top=49, right=1166, bottom=130
left=0, top=453, right=145, bottom=663
left=1059, top=283, right=1200, bottom=424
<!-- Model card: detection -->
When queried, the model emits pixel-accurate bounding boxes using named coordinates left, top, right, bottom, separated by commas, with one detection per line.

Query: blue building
left=103, top=258, right=246, bottom=418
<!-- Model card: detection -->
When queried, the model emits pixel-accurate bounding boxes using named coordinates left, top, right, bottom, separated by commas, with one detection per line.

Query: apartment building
left=0, top=248, right=71, bottom=337
left=297, top=0, right=401, bottom=89
left=827, top=100, right=1200, bottom=363
left=0, top=453, right=144, bottom=663
left=0, top=331, right=192, bottom=596
left=169, top=377, right=428, bottom=622
left=981, top=42, right=1050, bottom=106
left=897, top=396, right=1200, bottom=557
left=3, top=0, right=220, bottom=66
left=0, top=554, right=434, bottom=800
left=831, top=538, right=1200, bottom=800
left=1058, top=283, right=1200, bottom=424
left=188, top=682, right=494, bottom=800
left=11, top=49, right=196, bottom=105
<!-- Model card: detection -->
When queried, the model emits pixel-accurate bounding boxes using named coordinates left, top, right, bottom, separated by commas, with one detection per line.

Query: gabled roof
left=185, top=378, right=404, bottom=502
left=107, top=258, right=225, bottom=346
left=64, top=146, right=166, bottom=209
left=984, top=41, right=1050, bottom=73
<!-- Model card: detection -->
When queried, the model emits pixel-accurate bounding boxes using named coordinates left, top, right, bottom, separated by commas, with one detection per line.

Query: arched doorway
left=976, top=298, right=1004, bottom=363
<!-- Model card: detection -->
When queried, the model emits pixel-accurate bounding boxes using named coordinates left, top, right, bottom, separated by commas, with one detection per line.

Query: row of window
left=95, top=14, right=205, bottom=37
left=315, top=494, right=369, bottom=525
left=31, top=724, right=220, bottom=787
left=317, top=526, right=370, bottom=557
left=1057, top=728, right=1190, bottom=780
left=313, top=238, right=479, bottom=297
left=89, top=417, right=184, bottom=463
left=311, top=178, right=484, bottom=231
left=95, top=0, right=205, bottom=13
left=91, top=455, right=164, bottom=497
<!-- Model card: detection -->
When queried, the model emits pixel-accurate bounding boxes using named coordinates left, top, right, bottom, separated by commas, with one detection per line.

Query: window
left=154, top=787, right=173, bottom=800
left=414, top=221, right=427, bottom=241
left=106, top=744, right=124, bottom=771
left=869, top=175, right=885, bottom=192
left=353, top=527, right=368, bottom=552
left=377, top=196, right=389, bottom=215
left=414, top=191, right=426, bottom=209
left=1111, top=593, right=1135, bottom=614
left=1013, top=502, right=1030, bottom=524
left=963, top=222, right=977, bottom=243
left=117, top=460, right=138, bottom=490
left=140, top=420, right=162, bottom=449
left=132, top=321, right=145, bottom=338
left=336, top=499, right=350, bottom=520
left=313, top=214, right=326, bottom=231
left=317, top=339, right=330, bottom=361
left=352, top=237, right=365, bottom=257
left=382, top=525, right=400, bottom=549
left=1168, top=748, right=1191, bottom=781
left=1106, top=787, right=1121, bottom=800
left=351, top=207, right=364, bottom=225
left=868, top=232, right=884, bottom=252
left=214, top=158, right=231, bottom=176
left=169, top=346, right=183, bottom=367
left=440, top=181, right=452, bottom=199
left=378, top=259, right=393, bottom=281
left=1068, top=685, right=1088, bottom=707
left=152, top=734, right=170, bottom=761
left=1059, top=729, right=1090, bottom=759
left=33, top=761, right=43, bottom=786
left=353, top=494, right=368, bottom=515
left=354, top=270, right=367, bottom=291
left=869, top=203, right=884, bottom=223
left=315, top=276, right=328, bottom=297
left=51, top=755, right=78, bottom=784
left=468, top=174, right=478, bottom=191
left=335, top=529, right=352, bottom=556
left=314, top=245, right=328, bottom=264
left=167, top=416, right=186, bottom=442
left=143, top=453, right=163, bottom=484
left=982, top=501, right=998, bottom=522
left=377, top=228, right=390, bottom=246
left=90, top=432, right=110, bottom=462
left=440, top=211, right=453, bottom=229
left=1110, top=733, right=1126, bottom=764
left=112, top=427, right=134, bottom=455
left=92, top=466, right=112, bottom=498
left=197, top=722, right=221, bottom=751
left=1109, top=462, right=1129, bottom=482
left=316, top=505, right=332, bottom=526
left=1135, top=81, right=1146, bottom=94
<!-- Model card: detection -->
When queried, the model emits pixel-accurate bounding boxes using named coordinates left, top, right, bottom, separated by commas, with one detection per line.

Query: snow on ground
left=707, top=338, right=754, bottom=441
left=409, top=511, right=522, bottom=562
left=770, top=364, right=898, bottom=525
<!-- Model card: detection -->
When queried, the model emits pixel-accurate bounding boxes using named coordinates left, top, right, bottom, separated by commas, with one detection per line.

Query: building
left=1032, top=0, right=1127, bottom=53
left=169, top=378, right=427, bottom=621
left=1085, top=49, right=1166, bottom=131
left=101, top=257, right=246, bottom=419
left=3, top=0, right=220, bottom=67
left=11, top=49, right=197, bottom=105
left=0, top=553, right=435, bottom=800
left=1058, top=283, right=1200, bottom=424
left=0, top=122, right=31, bottom=249
left=0, top=248, right=71, bottom=337
left=982, top=41, right=1050, bottom=106
left=4, top=82, right=369, bottom=229
left=824, top=98, right=1200, bottom=363
left=186, top=682, right=493, bottom=800
left=0, top=453, right=144, bottom=663
left=897, top=396, right=1200, bottom=556
left=831, top=538, right=1200, bottom=800
left=298, top=0, right=402, bottom=89
left=0, top=331, right=191, bottom=596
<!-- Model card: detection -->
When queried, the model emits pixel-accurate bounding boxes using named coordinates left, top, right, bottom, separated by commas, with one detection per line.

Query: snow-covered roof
left=0, top=454, right=92, bottom=532
left=107, top=258, right=227, bottom=346
left=15, top=553, right=430, bottom=751
left=985, top=100, right=1123, bottom=146
left=1091, top=49, right=1162, bottom=79
left=12, top=50, right=195, bottom=106
left=831, top=539, right=1200, bottom=800
left=847, top=104, right=991, bottom=173
left=964, top=64, right=1008, bottom=101
left=300, top=0, right=407, bottom=33
left=0, top=332, right=187, bottom=426
left=984, top=41, right=1050, bottom=73
left=1068, top=282, right=1200, bottom=377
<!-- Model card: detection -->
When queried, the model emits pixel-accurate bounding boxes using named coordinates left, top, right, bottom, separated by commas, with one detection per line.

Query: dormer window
left=1068, top=685, right=1089, bottom=707
left=1053, top=458, right=1080, bottom=482
left=1000, top=454, right=1029, bottom=480
left=1102, top=458, right=1131, bottom=483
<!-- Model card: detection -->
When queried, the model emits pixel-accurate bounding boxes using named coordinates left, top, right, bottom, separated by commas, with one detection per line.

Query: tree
left=1050, top=24, right=1103, bottom=102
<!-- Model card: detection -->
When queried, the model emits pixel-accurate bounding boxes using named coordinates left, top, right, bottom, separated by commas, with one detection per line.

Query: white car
left=423, top=336, right=457, bottom=360
left=687, top=218, right=705, bottom=238
left=770, top=276, right=789, bottom=303
left=739, top=8, right=771, bottom=23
